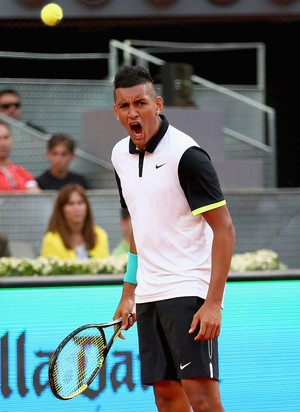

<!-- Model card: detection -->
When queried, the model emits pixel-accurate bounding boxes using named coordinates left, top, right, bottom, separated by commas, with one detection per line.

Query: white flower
left=0, top=255, right=127, bottom=277
left=230, top=249, right=287, bottom=272
left=0, top=249, right=286, bottom=277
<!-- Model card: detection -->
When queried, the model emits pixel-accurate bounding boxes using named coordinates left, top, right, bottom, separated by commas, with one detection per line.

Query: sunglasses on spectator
left=0, top=102, right=21, bottom=110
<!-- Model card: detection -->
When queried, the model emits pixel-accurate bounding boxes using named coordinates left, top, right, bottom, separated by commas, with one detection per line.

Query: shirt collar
left=129, top=114, right=169, bottom=154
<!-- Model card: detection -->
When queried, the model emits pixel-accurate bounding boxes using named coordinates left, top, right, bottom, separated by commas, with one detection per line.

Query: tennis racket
left=48, top=317, right=125, bottom=400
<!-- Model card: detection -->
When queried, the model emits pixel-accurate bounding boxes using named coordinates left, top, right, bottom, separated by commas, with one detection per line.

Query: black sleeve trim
left=114, top=169, right=127, bottom=209
left=178, top=146, right=224, bottom=211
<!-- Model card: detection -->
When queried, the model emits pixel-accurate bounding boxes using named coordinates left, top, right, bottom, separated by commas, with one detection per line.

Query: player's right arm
left=113, top=232, right=137, bottom=337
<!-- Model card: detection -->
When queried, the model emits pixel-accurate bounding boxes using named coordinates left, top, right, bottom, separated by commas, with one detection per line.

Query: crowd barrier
left=1, top=272, right=299, bottom=412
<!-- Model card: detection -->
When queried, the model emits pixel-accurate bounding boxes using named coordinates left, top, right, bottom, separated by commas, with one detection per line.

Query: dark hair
left=47, top=183, right=96, bottom=249
left=47, top=133, right=76, bottom=153
left=0, top=88, right=21, bottom=99
left=114, top=65, right=154, bottom=89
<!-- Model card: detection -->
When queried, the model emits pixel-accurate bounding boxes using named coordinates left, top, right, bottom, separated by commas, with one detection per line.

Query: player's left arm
left=190, top=205, right=235, bottom=340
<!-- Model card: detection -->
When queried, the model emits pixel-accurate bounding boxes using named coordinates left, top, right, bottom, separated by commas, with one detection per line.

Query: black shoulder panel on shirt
left=178, top=146, right=224, bottom=211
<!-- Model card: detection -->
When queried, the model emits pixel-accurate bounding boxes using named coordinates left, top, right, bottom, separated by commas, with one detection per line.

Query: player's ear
left=156, top=96, right=163, bottom=113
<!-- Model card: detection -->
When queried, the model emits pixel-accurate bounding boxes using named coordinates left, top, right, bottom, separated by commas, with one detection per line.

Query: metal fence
left=0, top=40, right=276, bottom=188
left=1, top=42, right=296, bottom=268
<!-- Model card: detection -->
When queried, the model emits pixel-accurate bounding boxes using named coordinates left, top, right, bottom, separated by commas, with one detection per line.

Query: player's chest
left=120, top=151, right=179, bottom=200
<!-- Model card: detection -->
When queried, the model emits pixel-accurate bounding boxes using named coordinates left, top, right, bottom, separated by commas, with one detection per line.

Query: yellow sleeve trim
left=192, top=199, right=227, bottom=216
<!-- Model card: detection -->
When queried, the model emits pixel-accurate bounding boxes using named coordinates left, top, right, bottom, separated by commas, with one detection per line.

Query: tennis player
left=111, top=65, right=235, bottom=412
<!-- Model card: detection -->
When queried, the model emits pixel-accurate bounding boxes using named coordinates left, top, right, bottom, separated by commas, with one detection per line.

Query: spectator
left=0, top=232, right=11, bottom=257
left=111, top=208, right=132, bottom=256
left=0, top=119, right=40, bottom=192
left=36, top=133, right=90, bottom=190
left=0, top=88, right=46, bottom=133
left=40, top=183, right=109, bottom=260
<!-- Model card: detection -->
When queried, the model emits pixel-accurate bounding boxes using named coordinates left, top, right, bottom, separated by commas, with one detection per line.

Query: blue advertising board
left=1, top=280, right=300, bottom=411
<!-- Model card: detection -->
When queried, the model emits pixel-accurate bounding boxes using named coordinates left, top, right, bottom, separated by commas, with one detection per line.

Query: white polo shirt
left=111, top=115, right=226, bottom=304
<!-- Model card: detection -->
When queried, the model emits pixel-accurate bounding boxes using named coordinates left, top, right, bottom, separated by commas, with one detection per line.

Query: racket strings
left=51, top=327, right=106, bottom=398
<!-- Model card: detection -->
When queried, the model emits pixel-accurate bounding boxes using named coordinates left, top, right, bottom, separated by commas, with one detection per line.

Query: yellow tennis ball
left=41, top=3, right=63, bottom=27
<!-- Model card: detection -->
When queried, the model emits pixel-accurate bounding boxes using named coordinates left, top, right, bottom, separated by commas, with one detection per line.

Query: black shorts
left=136, top=296, right=219, bottom=386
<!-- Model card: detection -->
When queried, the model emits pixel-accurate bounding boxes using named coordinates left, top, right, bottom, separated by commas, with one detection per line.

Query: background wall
left=1, top=1, right=300, bottom=19
left=0, top=1, right=300, bottom=186
left=0, top=1, right=299, bottom=266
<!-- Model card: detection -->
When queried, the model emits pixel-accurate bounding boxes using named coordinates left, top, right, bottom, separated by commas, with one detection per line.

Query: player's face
left=63, top=191, right=87, bottom=226
left=46, top=143, right=75, bottom=173
left=113, top=83, right=163, bottom=152
left=0, top=124, right=13, bottom=161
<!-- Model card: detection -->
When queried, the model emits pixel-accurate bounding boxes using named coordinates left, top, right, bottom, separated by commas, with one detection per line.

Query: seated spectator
left=40, top=183, right=109, bottom=260
left=0, top=232, right=11, bottom=257
left=0, top=88, right=46, bottom=133
left=36, top=133, right=90, bottom=190
left=111, top=208, right=132, bottom=257
left=0, top=120, right=40, bottom=192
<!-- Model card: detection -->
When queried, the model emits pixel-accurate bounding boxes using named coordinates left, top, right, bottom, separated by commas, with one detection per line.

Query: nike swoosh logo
left=180, top=362, right=191, bottom=370
left=155, top=163, right=166, bottom=169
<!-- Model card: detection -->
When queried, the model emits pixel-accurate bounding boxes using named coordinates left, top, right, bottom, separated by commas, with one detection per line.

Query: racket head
left=48, top=319, right=122, bottom=400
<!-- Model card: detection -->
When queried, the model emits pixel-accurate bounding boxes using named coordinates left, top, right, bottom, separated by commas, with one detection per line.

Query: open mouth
left=130, top=123, right=142, bottom=136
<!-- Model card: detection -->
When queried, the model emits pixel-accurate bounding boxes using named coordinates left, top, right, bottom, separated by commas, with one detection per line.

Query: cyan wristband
left=124, top=252, right=138, bottom=284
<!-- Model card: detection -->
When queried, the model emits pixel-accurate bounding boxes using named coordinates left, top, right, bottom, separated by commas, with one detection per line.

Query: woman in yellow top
left=40, top=183, right=109, bottom=260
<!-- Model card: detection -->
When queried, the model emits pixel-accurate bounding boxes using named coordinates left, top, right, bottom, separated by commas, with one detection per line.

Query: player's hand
left=188, top=302, right=222, bottom=340
left=114, top=305, right=136, bottom=339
